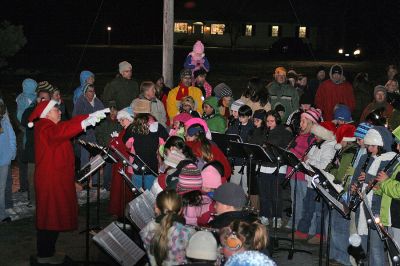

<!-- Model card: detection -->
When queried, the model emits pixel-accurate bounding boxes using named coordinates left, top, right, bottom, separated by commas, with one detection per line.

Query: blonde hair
left=132, top=113, right=150, bottom=135
left=301, top=118, right=313, bottom=134
left=140, top=81, right=156, bottom=95
left=150, top=190, right=182, bottom=266
left=228, top=220, right=268, bottom=251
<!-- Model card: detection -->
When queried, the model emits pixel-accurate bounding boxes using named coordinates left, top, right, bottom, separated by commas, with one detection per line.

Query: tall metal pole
left=163, top=0, right=174, bottom=88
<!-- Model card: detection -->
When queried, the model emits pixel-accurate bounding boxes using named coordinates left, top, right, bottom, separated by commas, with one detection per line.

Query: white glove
left=81, top=116, right=99, bottom=131
left=89, top=108, right=110, bottom=122
left=110, top=131, right=119, bottom=138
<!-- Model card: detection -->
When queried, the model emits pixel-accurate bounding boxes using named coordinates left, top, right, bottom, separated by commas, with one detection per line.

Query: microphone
left=348, top=234, right=366, bottom=265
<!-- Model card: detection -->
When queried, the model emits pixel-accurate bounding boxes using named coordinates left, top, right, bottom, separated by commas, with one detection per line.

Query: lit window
left=271, top=25, right=280, bottom=37
left=245, top=25, right=253, bottom=36
left=174, top=23, right=188, bottom=33
left=299, top=26, right=307, bottom=38
left=211, top=24, right=225, bottom=35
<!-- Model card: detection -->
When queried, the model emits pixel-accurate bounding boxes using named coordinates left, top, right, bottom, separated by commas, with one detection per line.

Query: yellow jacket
left=166, top=85, right=204, bottom=121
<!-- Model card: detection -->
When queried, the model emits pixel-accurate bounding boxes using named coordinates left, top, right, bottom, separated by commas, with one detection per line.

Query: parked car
left=337, top=43, right=364, bottom=59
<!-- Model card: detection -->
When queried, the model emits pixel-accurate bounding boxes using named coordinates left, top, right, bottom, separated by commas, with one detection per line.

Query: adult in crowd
left=208, top=183, right=257, bottom=229
left=286, top=92, right=313, bottom=136
left=193, top=68, right=212, bottom=99
left=73, top=84, right=105, bottom=187
left=153, top=74, right=170, bottom=104
left=73, top=70, right=95, bottom=105
left=315, top=64, right=355, bottom=121
left=135, top=81, right=167, bottom=127
left=102, top=61, right=139, bottom=109
left=95, top=105, right=121, bottom=190
left=307, top=66, right=327, bottom=105
left=140, top=189, right=196, bottom=266
left=21, top=83, right=52, bottom=206
left=166, top=69, right=203, bottom=121
left=51, top=86, right=69, bottom=121
left=240, top=77, right=271, bottom=113
left=385, top=79, right=400, bottom=130
left=352, top=72, right=373, bottom=120
left=214, top=82, right=233, bottom=120
left=267, top=67, right=299, bottom=121
left=386, top=64, right=399, bottom=82
left=184, top=40, right=210, bottom=74
left=0, top=99, right=16, bottom=223
left=27, top=99, right=107, bottom=264
left=360, top=85, right=393, bottom=125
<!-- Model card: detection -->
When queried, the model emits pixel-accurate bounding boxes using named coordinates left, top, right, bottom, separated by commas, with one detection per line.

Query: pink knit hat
left=176, top=163, right=203, bottom=195
left=173, top=112, right=192, bottom=124
left=193, top=40, right=204, bottom=55
left=301, top=108, right=322, bottom=124
left=201, top=165, right=222, bottom=189
left=185, top=118, right=212, bottom=140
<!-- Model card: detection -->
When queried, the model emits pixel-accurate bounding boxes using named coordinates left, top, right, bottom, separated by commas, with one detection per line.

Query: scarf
left=176, top=83, right=189, bottom=101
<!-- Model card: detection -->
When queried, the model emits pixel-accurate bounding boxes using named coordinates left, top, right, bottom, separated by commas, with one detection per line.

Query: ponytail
left=229, top=220, right=268, bottom=251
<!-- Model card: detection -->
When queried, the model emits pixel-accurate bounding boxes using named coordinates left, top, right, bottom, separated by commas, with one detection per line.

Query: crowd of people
left=1, top=40, right=400, bottom=265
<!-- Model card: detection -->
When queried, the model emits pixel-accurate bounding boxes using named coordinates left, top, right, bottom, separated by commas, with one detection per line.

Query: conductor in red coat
left=27, top=100, right=108, bottom=264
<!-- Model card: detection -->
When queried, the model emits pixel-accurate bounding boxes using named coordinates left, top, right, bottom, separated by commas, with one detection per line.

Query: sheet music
left=93, top=222, right=145, bottom=266
left=128, top=190, right=156, bottom=229
left=313, top=181, right=350, bottom=218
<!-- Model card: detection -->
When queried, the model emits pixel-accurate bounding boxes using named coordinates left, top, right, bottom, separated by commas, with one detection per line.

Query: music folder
left=93, top=222, right=145, bottom=266
left=128, top=189, right=156, bottom=230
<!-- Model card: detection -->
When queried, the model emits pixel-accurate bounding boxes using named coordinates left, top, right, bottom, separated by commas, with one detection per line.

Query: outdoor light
left=354, top=49, right=361, bottom=55
left=107, top=26, right=112, bottom=31
left=345, top=53, right=350, bottom=57
left=338, top=48, right=343, bottom=54
left=106, top=26, right=112, bottom=45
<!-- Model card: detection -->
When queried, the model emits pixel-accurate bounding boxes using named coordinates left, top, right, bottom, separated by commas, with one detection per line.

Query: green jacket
left=102, top=75, right=139, bottom=110
left=268, top=81, right=299, bottom=122
left=203, top=96, right=227, bottom=133
left=375, top=165, right=400, bottom=226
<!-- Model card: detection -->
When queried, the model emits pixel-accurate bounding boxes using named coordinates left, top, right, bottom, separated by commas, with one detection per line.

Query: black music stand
left=272, top=146, right=313, bottom=259
left=211, top=132, right=242, bottom=157
left=310, top=167, right=351, bottom=266
left=228, top=142, right=273, bottom=201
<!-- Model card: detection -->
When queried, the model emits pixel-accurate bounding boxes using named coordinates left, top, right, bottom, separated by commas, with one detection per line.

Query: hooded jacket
left=315, top=65, right=356, bottom=121
left=202, top=96, right=226, bottom=133
left=73, top=70, right=94, bottom=105
left=16, top=78, right=37, bottom=122
left=0, top=114, right=16, bottom=166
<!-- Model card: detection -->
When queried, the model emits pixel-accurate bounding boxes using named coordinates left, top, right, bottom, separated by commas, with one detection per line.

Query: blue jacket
left=0, top=114, right=16, bottom=166
left=16, top=78, right=37, bottom=122
left=73, top=70, right=94, bottom=105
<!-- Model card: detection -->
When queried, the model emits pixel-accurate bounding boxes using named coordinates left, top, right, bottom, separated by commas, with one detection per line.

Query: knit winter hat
left=173, top=112, right=192, bottom=124
left=181, top=96, right=195, bottom=109
left=301, top=108, right=322, bottom=124
left=333, top=104, right=352, bottom=123
left=131, top=98, right=151, bottom=114
left=185, top=118, right=212, bottom=140
left=180, top=68, right=192, bottom=78
left=27, top=100, right=58, bottom=127
left=212, top=183, right=247, bottom=208
left=354, top=122, right=372, bottom=139
left=336, top=124, right=356, bottom=143
left=201, top=164, right=222, bottom=189
left=117, top=110, right=133, bottom=122
left=164, top=150, right=186, bottom=168
left=186, top=231, right=218, bottom=261
left=274, top=67, right=287, bottom=75
left=231, top=99, right=245, bottom=112
left=176, top=163, right=202, bottom=195
left=214, top=83, right=233, bottom=98
left=374, top=85, right=387, bottom=97
left=331, top=65, right=343, bottom=75
left=393, top=125, right=400, bottom=144
left=36, top=81, right=54, bottom=93
left=82, top=83, right=93, bottom=94
left=193, top=40, right=205, bottom=54
left=363, top=128, right=384, bottom=146
left=311, top=123, right=335, bottom=141
left=118, top=61, right=132, bottom=74
left=225, top=251, right=277, bottom=266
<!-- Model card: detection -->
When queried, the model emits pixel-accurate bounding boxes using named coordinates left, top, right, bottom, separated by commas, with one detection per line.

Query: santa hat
left=27, top=100, right=58, bottom=128
left=320, top=121, right=337, bottom=135
left=311, top=122, right=335, bottom=141
left=336, top=124, right=356, bottom=143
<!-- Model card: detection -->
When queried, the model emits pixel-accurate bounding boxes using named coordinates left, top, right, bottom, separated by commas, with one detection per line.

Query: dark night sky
left=1, top=0, right=399, bottom=58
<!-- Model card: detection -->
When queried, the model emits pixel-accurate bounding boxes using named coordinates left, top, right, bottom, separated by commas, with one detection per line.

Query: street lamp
left=107, top=26, right=112, bottom=45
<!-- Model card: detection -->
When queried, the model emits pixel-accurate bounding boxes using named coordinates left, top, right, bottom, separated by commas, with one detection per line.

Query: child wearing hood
left=73, top=70, right=95, bottom=105
left=184, top=40, right=210, bottom=75
left=202, top=96, right=226, bottom=133
left=16, top=78, right=37, bottom=122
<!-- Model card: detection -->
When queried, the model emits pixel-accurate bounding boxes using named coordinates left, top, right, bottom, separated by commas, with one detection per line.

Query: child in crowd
left=185, top=231, right=218, bottom=265
left=140, top=189, right=195, bottom=266
left=180, top=96, right=200, bottom=118
left=214, top=83, right=233, bottom=120
left=285, top=92, right=313, bottom=136
left=227, top=99, right=245, bottom=130
left=332, top=104, right=353, bottom=126
left=294, top=121, right=337, bottom=244
left=169, top=112, right=192, bottom=138
left=202, top=96, right=226, bottom=133
left=51, top=87, right=69, bottom=121
left=184, top=40, right=210, bottom=74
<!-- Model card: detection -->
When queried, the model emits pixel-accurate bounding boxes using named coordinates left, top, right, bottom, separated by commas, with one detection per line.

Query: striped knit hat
left=301, top=108, right=322, bottom=124
left=176, top=163, right=202, bottom=195
left=231, top=99, right=245, bottom=112
left=354, top=122, right=372, bottom=139
left=36, top=81, right=55, bottom=93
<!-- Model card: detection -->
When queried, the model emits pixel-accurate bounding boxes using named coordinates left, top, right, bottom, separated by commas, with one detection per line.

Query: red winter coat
left=34, top=115, right=87, bottom=231
left=108, top=129, right=135, bottom=218
left=315, top=79, right=356, bottom=121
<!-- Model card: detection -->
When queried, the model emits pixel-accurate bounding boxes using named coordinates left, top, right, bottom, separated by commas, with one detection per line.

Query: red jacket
left=315, top=79, right=355, bottom=121
left=34, top=115, right=87, bottom=231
